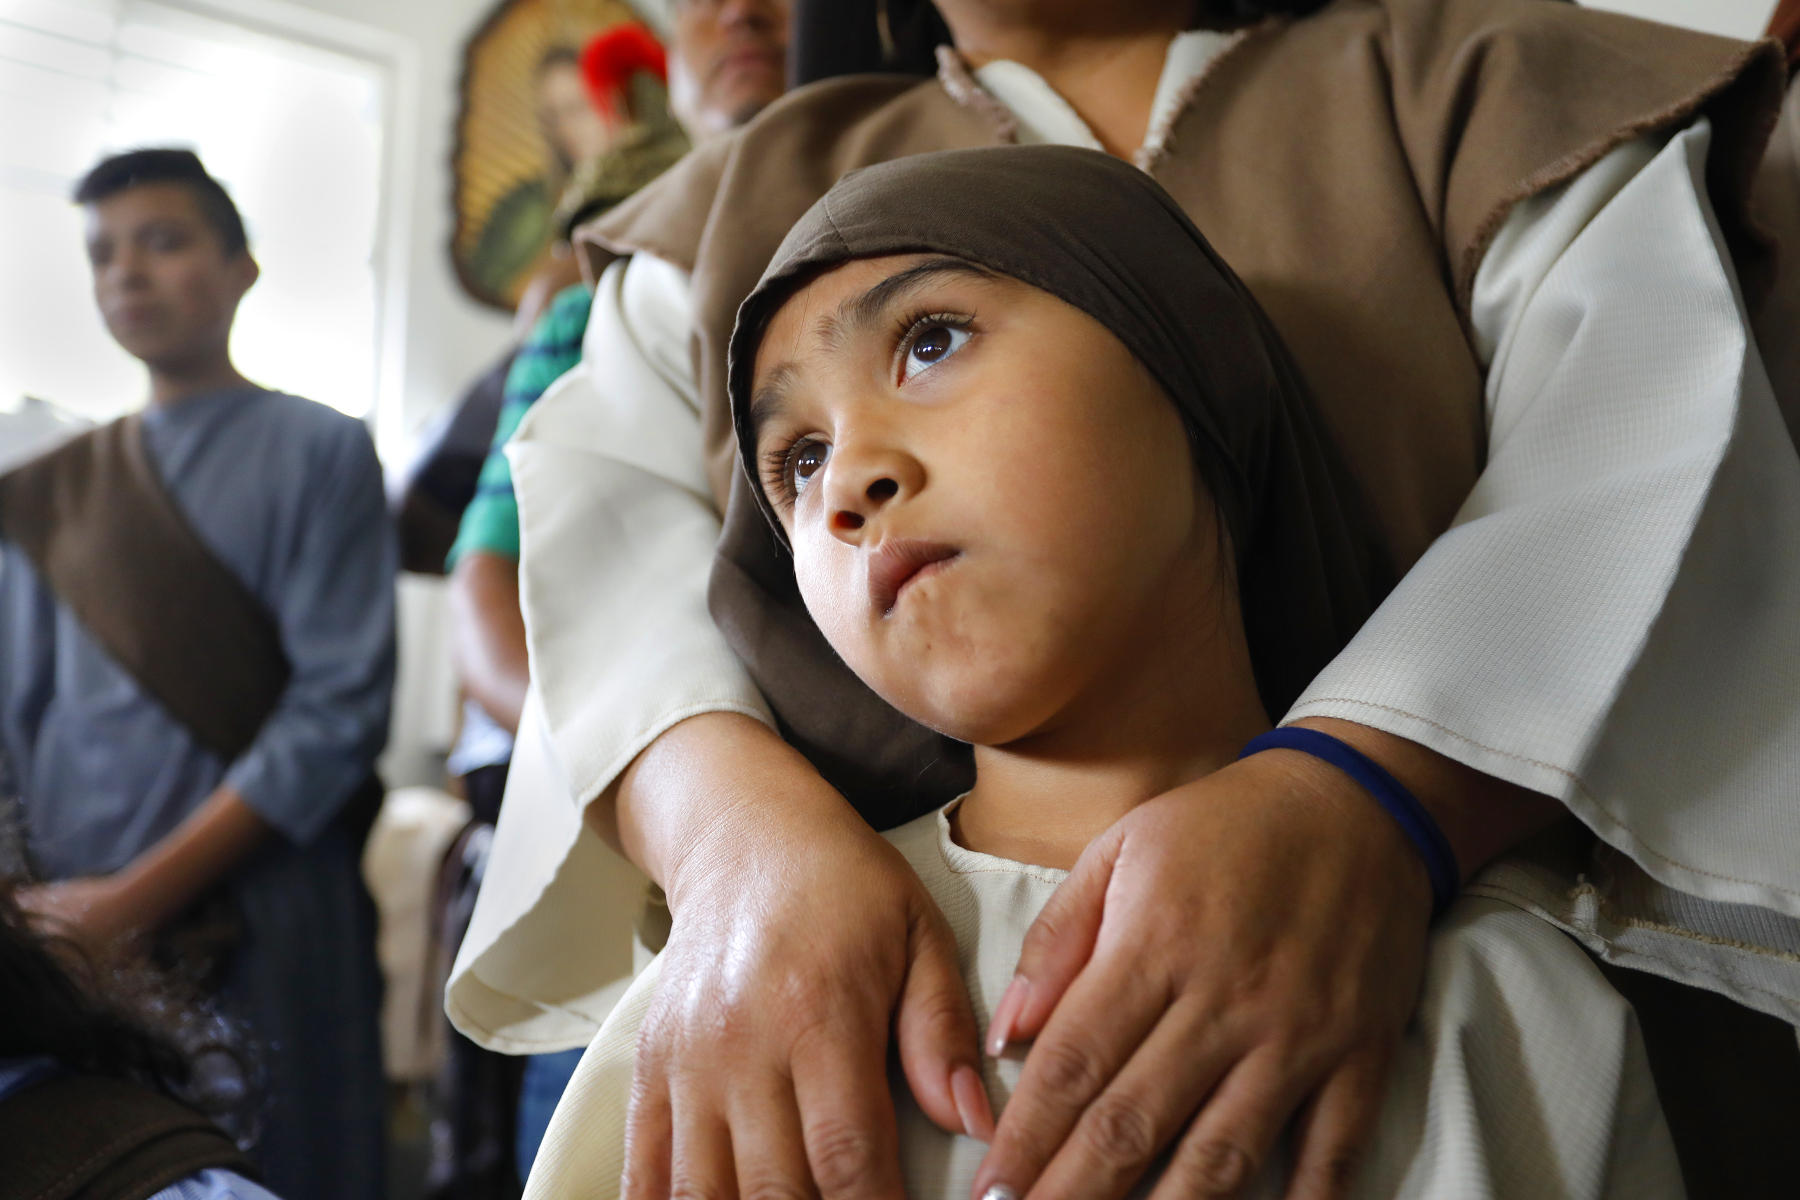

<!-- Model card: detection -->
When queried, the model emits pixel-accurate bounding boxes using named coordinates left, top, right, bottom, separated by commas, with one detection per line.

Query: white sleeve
left=1288, top=118, right=1800, bottom=917
left=448, top=254, right=773, bottom=1051
left=511, top=252, right=772, bottom=791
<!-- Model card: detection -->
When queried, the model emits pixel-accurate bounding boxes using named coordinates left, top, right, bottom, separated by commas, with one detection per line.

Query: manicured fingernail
left=986, top=976, right=1031, bottom=1057
left=951, top=1064, right=996, bottom=1142
left=981, top=1187, right=1017, bottom=1200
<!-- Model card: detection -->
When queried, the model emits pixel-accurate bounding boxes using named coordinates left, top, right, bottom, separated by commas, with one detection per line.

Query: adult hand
left=17, top=873, right=146, bottom=958
left=621, top=783, right=993, bottom=1200
left=972, top=748, right=1435, bottom=1200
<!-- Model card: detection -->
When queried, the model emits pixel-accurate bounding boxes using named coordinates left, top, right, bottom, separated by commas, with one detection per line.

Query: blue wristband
left=1239, top=727, right=1459, bottom=918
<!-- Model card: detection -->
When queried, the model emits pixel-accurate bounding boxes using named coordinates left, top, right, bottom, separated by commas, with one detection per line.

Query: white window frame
left=168, top=0, right=419, bottom=446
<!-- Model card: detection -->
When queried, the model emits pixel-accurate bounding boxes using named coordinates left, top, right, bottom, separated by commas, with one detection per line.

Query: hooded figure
left=521, top=146, right=1681, bottom=1200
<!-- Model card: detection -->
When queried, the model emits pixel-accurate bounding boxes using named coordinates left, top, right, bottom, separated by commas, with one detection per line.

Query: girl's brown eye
left=913, top=325, right=954, bottom=362
left=902, top=321, right=970, bottom=380
left=793, top=441, right=829, bottom=487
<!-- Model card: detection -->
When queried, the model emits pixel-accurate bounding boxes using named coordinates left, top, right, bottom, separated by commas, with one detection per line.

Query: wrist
left=108, top=857, right=181, bottom=934
left=1288, top=717, right=1565, bottom=879
left=115, top=785, right=266, bottom=934
left=1230, top=747, right=1435, bottom=920
left=1243, top=727, right=1455, bottom=915
left=620, top=711, right=860, bottom=904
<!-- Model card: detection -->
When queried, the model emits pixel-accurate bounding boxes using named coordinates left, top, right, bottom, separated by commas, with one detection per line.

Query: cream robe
left=525, top=804, right=1683, bottom=1200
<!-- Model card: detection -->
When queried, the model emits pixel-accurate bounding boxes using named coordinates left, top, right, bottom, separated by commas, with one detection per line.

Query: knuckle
left=785, top=1008, right=848, bottom=1064
left=906, top=990, right=972, bottom=1043
left=1080, top=1094, right=1160, bottom=1167
left=1032, top=1036, right=1107, bottom=1098
left=619, top=1164, right=655, bottom=1200
left=805, top=1116, right=882, bottom=1195
left=1174, top=1136, right=1258, bottom=1197
left=772, top=962, right=842, bottom=1013
left=740, top=1175, right=814, bottom=1200
left=669, top=1175, right=727, bottom=1200
left=626, top=1058, right=662, bottom=1108
left=1214, top=967, right=1267, bottom=1014
left=638, top=1006, right=680, bottom=1054
left=1021, top=907, right=1066, bottom=957
left=1281, top=1007, right=1339, bottom=1057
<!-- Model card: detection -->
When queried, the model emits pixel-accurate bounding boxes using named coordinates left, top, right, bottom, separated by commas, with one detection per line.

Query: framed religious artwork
left=450, top=0, right=668, bottom=311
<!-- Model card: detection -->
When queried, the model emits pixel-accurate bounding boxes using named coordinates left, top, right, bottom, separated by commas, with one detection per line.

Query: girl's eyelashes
left=758, top=306, right=975, bottom=510
left=760, top=435, right=830, bottom=509
left=896, top=310, right=973, bottom=382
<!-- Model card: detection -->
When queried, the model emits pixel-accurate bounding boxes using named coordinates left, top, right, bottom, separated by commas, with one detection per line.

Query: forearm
left=449, top=551, right=531, bottom=735
left=1291, top=716, right=1565, bottom=881
left=594, top=709, right=861, bottom=902
left=115, top=785, right=273, bottom=931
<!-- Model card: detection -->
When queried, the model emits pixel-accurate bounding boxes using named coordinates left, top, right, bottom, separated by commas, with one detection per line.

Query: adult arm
left=449, top=552, right=529, bottom=736
left=975, top=118, right=1800, bottom=1200
left=18, top=785, right=270, bottom=953
left=446, top=255, right=766, bottom=1049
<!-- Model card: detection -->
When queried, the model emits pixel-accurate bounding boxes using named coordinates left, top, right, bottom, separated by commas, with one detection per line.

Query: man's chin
left=107, top=329, right=175, bottom=364
left=727, top=97, right=776, bottom=129
left=715, top=71, right=786, bottom=129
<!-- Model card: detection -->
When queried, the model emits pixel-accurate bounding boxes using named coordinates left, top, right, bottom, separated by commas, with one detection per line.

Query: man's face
left=84, top=182, right=255, bottom=371
left=668, top=0, right=790, bottom=139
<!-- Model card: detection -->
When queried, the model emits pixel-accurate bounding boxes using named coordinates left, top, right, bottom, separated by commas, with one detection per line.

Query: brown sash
left=0, top=1073, right=258, bottom=1200
left=0, top=414, right=289, bottom=762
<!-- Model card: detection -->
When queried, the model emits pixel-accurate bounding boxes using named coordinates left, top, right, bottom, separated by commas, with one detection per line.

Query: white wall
left=231, top=0, right=515, bottom=454
left=1585, top=0, right=1778, bottom=38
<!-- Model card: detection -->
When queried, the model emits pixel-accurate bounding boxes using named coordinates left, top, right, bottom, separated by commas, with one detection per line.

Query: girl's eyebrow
left=750, top=258, right=995, bottom=442
left=832, top=256, right=995, bottom=341
left=749, top=362, right=801, bottom=441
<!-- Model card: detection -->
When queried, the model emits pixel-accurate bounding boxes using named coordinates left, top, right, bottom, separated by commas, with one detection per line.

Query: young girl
left=0, top=877, right=277, bottom=1198
left=524, top=146, right=1681, bottom=1199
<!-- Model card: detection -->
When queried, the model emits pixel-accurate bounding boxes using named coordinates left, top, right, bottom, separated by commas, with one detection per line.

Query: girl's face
left=748, top=253, right=1227, bottom=746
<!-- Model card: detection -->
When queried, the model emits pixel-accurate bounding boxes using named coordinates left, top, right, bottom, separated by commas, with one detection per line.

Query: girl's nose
left=822, top=443, right=919, bottom=542
left=832, top=476, right=898, bottom=533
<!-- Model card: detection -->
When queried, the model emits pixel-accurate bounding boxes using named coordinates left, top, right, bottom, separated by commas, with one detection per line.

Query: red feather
left=580, top=23, right=668, bottom=121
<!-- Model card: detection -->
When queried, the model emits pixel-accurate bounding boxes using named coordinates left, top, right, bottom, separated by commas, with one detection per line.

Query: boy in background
left=0, top=148, right=395, bottom=1200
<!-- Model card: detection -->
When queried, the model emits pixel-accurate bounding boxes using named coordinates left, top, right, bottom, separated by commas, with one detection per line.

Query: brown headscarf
left=720, top=146, right=1391, bottom=823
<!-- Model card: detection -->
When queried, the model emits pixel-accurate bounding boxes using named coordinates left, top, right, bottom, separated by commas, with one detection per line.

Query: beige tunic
left=526, top=805, right=1681, bottom=1200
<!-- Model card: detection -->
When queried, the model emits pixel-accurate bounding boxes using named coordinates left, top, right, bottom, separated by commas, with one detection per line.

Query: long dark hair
left=0, top=881, right=258, bottom=1137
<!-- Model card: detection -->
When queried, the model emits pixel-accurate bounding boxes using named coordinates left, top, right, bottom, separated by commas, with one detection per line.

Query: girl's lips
left=868, top=539, right=960, bottom=617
